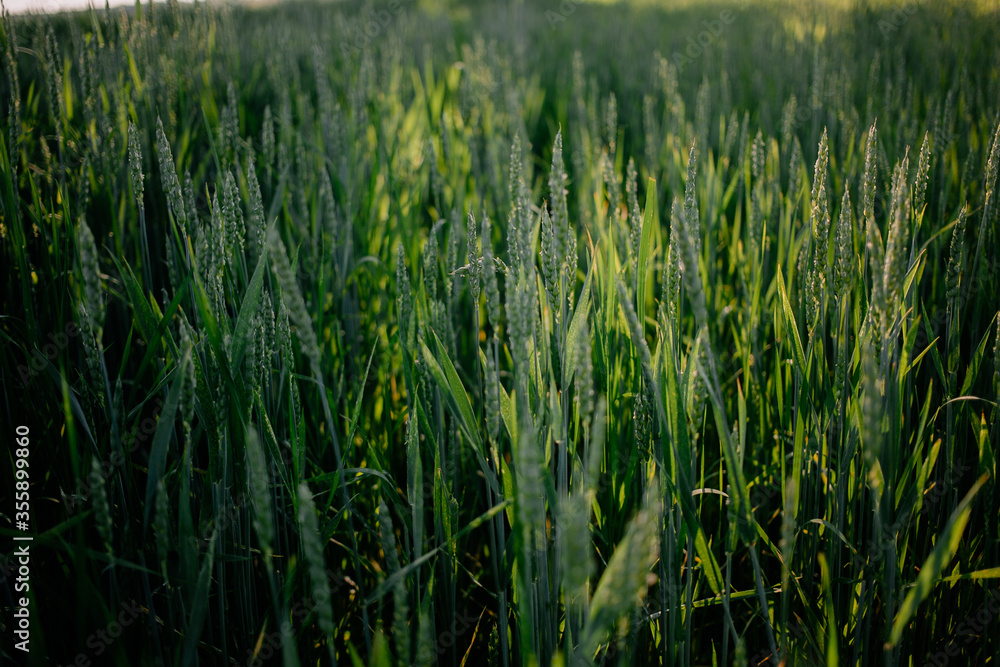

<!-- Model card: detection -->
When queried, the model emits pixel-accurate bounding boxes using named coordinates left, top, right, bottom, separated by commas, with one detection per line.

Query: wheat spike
left=156, top=116, right=187, bottom=234
left=246, top=428, right=273, bottom=560
left=882, top=153, right=910, bottom=316
left=268, top=228, right=321, bottom=373
left=297, top=482, right=336, bottom=659
left=833, top=186, right=854, bottom=296
left=127, top=120, right=144, bottom=211
left=91, top=458, right=113, bottom=555
left=808, top=128, right=831, bottom=325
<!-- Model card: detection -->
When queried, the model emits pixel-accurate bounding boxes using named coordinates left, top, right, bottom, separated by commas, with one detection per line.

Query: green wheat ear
left=268, top=227, right=322, bottom=372
left=297, top=482, right=336, bottom=663
left=246, top=427, right=273, bottom=560
left=91, top=457, right=113, bottom=556
left=581, top=481, right=660, bottom=659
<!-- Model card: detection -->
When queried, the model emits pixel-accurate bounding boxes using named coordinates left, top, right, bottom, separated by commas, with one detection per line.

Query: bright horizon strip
left=3, top=0, right=197, bottom=15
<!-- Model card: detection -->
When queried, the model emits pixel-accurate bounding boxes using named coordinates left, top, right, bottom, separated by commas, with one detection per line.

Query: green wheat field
left=1, top=0, right=999, bottom=665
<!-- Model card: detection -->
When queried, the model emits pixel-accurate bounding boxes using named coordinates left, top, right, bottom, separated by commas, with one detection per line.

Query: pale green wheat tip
left=297, top=482, right=336, bottom=643
left=946, top=204, right=968, bottom=307
left=246, top=152, right=266, bottom=261
left=156, top=116, right=187, bottom=233
left=481, top=213, right=501, bottom=333
left=914, top=131, right=933, bottom=217
left=882, top=153, right=910, bottom=314
left=268, top=228, right=321, bottom=372
left=246, top=428, right=273, bottom=559
left=127, top=120, right=144, bottom=210
left=833, top=186, right=854, bottom=296
left=91, top=457, right=113, bottom=555
left=467, top=210, right=481, bottom=302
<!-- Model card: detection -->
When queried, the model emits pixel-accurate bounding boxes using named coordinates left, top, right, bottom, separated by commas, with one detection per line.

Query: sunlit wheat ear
left=507, top=134, right=531, bottom=269
left=684, top=141, right=702, bottom=256
left=467, top=210, right=481, bottom=303
left=722, top=110, right=740, bottom=164
left=297, top=482, right=336, bottom=658
left=781, top=95, right=797, bottom=154
left=183, top=171, right=199, bottom=229
left=672, top=196, right=707, bottom=328
left=219, top=82, right=239, bottom=164
left=540, top=204, right=558, bottom=309
left=626, top=157, right=641, bottom=262
left=913, top=131, right=932, bottom=217
left=946, top=204, right=968, bottom=311
left=245, top=428, right=273, bottom=560
left=574, top=318, right=594, bottom=434
left=982, top=120, right=1000, bottom=232
left=833, top=186, right=854, bottom=297
left=643, top=94, right=658, bottom=177
left=396, top=242, right=413, bottom=349
left=260, top=104, right=275, bottom=180
left=861, top=121, right=883, bottom=312
left=90, top=458, right=113, bottom=556
left=808, top=128, right=830, bottom=326
left=245, top=152, right=266, bottom=262
left=601, top=150, right=620, bottom=227
left=156, top=116, right=187, bottom=234
left=788, top=137, right=803, bottom=202
left=481, top=213, right=501, bottom=334
left=268, top=228, right=321, bottom=373
left=749, top=131, right=766, bottom=259
left=549, top=129, right=575, bottom=281
left=881, top=152, right=910, bottom=317
left=604, top=91, right=618, bottom=158
left=633, top=382, right=652, bottom=451
left=127, top=120, right=144, bottom=211
left=485, top=351, right=501, bottom=442
left=222, top=170, right=246, bottom=268
left=423, top=220, right=440, bottom=301
left=662, top=202, right=682, bottom=330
